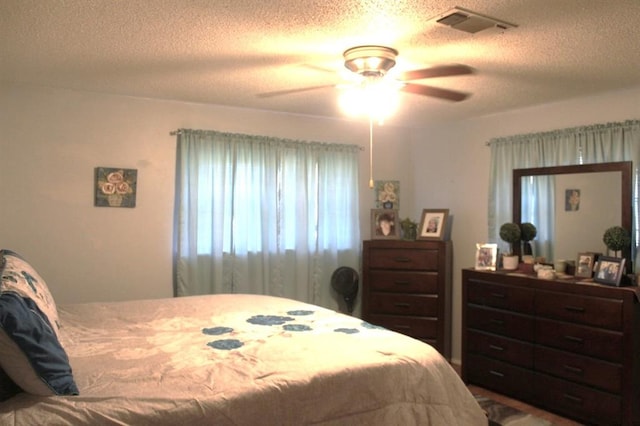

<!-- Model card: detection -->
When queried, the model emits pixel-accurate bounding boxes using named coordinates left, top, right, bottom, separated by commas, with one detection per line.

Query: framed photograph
left=418, top=209, right=449, bottom=240
left=575, top=252, right=596, bottom=278
left=593, top=256, right=626, bottom=286
left=371, top=209, right=400, bottom=239
left=475, top=243, right=498, bottom=271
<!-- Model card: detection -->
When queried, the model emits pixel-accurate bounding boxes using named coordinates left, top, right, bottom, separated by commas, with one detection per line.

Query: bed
left=0, top=250, right=486, bottom=425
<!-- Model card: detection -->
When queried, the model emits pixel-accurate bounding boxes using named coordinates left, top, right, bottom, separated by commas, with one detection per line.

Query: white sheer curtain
left=173, top=129, right=361, bottom=309
left=488, top=120, right=640, bottom=264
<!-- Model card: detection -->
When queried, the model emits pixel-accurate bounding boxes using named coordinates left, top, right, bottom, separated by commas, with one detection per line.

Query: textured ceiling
left=1, top=0, right=639, bottom=128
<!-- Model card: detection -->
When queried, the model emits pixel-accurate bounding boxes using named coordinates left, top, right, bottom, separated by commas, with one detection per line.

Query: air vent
left=432, top=7, right=517, bottom=34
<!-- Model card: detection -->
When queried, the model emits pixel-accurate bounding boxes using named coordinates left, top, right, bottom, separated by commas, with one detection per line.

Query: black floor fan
left=330, top=266, right=359, bottom=314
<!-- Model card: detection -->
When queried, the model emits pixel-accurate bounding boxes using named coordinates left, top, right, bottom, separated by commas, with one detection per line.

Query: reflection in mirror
left=513, top=162, right=632, bottom=272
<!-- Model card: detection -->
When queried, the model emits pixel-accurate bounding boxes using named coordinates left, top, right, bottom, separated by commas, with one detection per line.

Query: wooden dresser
left=462, top=268, right=640, bottom=425
left=361, top=240, right=452, bottom=359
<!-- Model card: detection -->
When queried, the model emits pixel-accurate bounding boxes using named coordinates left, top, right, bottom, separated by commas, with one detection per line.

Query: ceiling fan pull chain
left=369, top=115, right=374, bottom=189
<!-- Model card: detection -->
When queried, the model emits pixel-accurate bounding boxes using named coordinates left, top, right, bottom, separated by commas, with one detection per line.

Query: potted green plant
left=499, top=222, right=521, bottom=270
left=520, top=222, right=537, bottom=256
left=400, top=217, right=418, bottom=241
left=602, top=226, right=630, bottom=257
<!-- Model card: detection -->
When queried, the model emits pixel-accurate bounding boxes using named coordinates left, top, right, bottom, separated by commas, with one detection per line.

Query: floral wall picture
left=95, top=167, right=137, bottom=208
left=375, top=180, right=399, bottom=209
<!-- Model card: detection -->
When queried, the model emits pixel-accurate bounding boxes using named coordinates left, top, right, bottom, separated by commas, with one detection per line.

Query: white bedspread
left=0, top=294, right=486, bottom=425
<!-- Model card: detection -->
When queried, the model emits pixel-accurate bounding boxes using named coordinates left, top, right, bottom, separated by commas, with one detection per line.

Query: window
left=174, top=129, right=361, bottom=307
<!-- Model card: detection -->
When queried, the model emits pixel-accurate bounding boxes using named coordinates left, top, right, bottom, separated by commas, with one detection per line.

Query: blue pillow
left=0, top=293, right=78, bottom=395
left=0, top=250, right=61, bottom=337
left=0, top=250, right=78, bottom=396
left=0, top=365, right=21, bottom=401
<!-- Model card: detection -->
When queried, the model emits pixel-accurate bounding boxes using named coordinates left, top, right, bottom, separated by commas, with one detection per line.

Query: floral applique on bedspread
left=202, top=309, right=384, bottom=351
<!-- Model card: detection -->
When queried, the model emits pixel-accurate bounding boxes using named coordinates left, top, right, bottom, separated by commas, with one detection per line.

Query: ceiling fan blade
left=398, top=64, right=474, bottom=81
left=257, top=84, right=336, bottom=98
left=401, top=83, right=470, bottom=102
left=300, top=64, right=337, bottom=74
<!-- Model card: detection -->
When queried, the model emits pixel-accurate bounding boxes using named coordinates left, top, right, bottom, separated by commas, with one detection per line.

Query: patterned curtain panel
left=488, top=119, right=640, bottom=265
left=174, top=129, right=361, bottom=309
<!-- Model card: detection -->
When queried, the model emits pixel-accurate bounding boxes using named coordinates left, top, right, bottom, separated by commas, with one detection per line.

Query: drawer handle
left=394, top=302, right=411, bottom=309
left=490, top=292, right=506, bottom=299
left=563, top=365, right=584, bottom=375
left=489, top=319, right=505, bottom=326
left=489, top=370, right=505, bottom=378
left=562, top=394, right=583, bottom=405
left=564, top=335, right=584, bottom=344
left=489, top=344, right=505, bottom=352
left=393, top=280, right=410, bottom=286
left=393, top=256, right=412, bottom=263
left=564, top=305, right=586, bottom=313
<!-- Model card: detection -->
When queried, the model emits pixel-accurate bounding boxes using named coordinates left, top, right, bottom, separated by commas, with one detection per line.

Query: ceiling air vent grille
left=433, top=7, right=517, bottom=34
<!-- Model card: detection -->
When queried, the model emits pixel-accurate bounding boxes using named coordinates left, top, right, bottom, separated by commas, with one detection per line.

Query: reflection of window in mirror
left=565, top=189, right=580, bottom=211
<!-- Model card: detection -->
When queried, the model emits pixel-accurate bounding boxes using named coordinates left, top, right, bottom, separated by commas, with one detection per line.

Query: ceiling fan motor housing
left=343, top=45, right=398, bottom=77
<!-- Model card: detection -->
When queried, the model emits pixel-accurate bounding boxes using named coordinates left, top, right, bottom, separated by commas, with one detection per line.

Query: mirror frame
left=513, top=161, right=633, bottom=271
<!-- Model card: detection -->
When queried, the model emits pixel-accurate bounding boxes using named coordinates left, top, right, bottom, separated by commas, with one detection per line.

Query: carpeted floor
left=474, top=395, right=554, bottom=426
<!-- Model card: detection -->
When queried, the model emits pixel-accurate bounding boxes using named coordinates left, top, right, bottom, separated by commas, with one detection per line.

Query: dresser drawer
left=467, top=305, right=534, bottom=341
left=536, top=318, right=623, bottom=362
left=467, top=280, right=534, bottom=314
left=536, top=291, right=623, bottom=330
left=368, top=271, right=438, bottom=294
left=535, top=372, right=621, bottom=425
left=535, top=346, right=621, bottom=393
left=467, top=330, right=533, bottom=368
left=368, top=293, right=437, bottom=316
left=465, top=354, right=535, bottom=401
left=366, top=314, right=437, bottom=339
left=368, top=248, right=438, bottom=270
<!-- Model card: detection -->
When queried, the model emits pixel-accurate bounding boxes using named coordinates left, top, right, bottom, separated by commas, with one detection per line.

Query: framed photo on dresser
left=418, top=209, right=449, bottom=240
left=575, top=252, right=597, bottom=278
left=475, top=243, right=498, bottom=271
left=370, top=209, right=400, bottom=239
left=593, top=256, right=625, bottom=286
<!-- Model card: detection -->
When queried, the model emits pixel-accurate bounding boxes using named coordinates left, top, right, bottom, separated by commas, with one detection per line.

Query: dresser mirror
left=512, top=161, right=632, bottom=272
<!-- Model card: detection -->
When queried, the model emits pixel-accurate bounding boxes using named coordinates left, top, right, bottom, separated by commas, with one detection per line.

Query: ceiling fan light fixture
left=343, top=45, right=398, bottom=77
left=338, top=76, right=399, bottom=122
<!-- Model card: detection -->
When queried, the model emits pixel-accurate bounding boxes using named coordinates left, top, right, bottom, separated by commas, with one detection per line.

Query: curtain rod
left=170, top=129, right=365, bottom=150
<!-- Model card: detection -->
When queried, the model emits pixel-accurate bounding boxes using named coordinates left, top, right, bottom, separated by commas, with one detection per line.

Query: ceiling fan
left=258, top=45, right=473, bottom=102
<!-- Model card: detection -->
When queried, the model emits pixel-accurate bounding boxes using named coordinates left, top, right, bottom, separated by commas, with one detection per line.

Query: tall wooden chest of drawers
left=462, top=268, right=640, bottom=425
left=362, top=240, right=452, bottom=360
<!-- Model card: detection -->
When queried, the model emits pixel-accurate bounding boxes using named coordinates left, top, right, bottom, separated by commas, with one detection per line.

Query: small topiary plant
left=520, top=222, right=537, bottom=256
left=602, top=226, right=630, bottom=256
left=499, top=223, right=521, bottom=255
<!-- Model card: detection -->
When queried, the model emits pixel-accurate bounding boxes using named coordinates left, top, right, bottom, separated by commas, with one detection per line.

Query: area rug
left=474, top=395, right=554, bottom=426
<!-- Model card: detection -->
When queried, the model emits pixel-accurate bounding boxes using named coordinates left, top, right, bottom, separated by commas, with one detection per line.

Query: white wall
left=0, top=83, right=414, bottom=306
left=410, top=86, right=640, bottom=364
left=2, top=82, right=638, bottom=364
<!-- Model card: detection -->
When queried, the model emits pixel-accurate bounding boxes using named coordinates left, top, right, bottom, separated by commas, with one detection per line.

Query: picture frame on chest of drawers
left=417, top=209, right=449, bottom=240
left=370, top=209, right=400, bottom=240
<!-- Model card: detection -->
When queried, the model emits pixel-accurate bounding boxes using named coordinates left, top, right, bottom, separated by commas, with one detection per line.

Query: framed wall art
left=418, top=209, right=449, bottom=240
left=371, top=209, right=400, bottom=240
left=374, top=180, right=399, bottom=209
left=593, top=256, right=625, bottom=286
left=475, top=243, right=498, bottom=271
left=95, top=167, right=137, bottom=208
